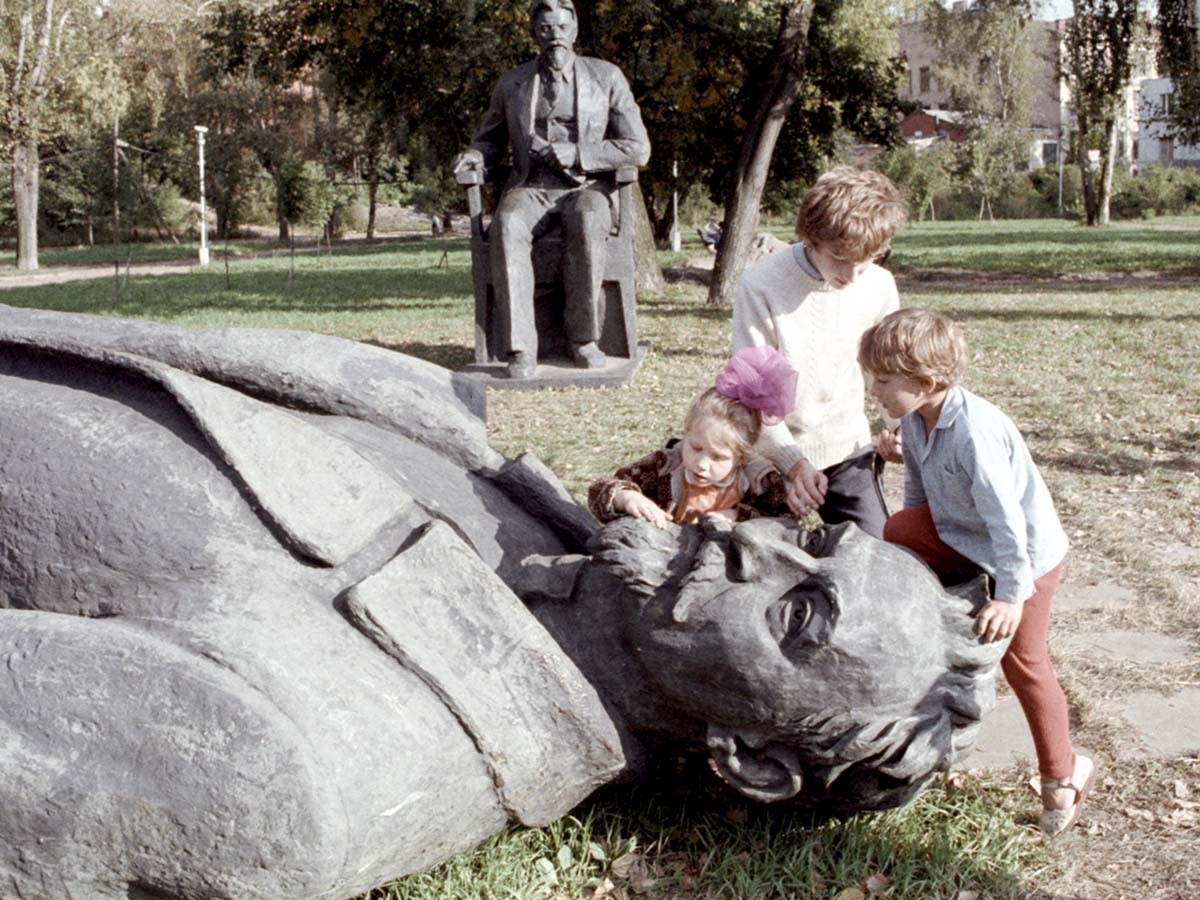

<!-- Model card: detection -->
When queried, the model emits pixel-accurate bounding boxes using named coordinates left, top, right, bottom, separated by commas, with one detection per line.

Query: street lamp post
left=670, top=158, right=681, bottom=252
left=195, top=125, right=210, bottom=266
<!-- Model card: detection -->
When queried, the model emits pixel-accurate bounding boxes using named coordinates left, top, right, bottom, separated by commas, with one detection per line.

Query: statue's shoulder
left=497, top=59, right=540, bottom=88
left=577, top=56, right=626, bottom=83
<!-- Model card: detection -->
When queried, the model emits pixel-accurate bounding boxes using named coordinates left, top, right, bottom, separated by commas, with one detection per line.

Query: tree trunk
left=367, top=177, right=378, bottom=241
left=707, top=2, right=815, bottom=306
left=278, top=209, right=290, bottom=243
left=13, top=139, right=40, bottom=271
left=631, top=182, right=664, bottom=293
left=1096, top=120, right=1117, bottom=226
left=1074, top=121, right=1100, bottom=225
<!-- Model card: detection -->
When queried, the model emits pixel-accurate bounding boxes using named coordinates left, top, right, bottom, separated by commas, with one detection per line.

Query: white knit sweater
left=732, top=245, right=899, bottom=473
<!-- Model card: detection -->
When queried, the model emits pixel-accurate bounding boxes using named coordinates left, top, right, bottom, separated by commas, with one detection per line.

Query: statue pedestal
left=461, top=341, right=649, bottom=391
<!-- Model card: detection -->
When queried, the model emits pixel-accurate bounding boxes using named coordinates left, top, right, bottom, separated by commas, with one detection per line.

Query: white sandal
left=1038, top=754, right=1095, bottom=837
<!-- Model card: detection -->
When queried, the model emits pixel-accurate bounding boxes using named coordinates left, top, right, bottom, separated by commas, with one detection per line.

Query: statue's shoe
left=508, top=352, right=537, bottom=379
left=571, top=341, right=606, bottom=369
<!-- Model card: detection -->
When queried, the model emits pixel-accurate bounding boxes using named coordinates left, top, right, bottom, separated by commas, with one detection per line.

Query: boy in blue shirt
left=858, top=307, right=1093, bottom=837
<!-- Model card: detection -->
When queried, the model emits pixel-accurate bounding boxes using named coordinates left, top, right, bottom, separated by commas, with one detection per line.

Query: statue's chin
left=706, top=724, right=803, bottom=803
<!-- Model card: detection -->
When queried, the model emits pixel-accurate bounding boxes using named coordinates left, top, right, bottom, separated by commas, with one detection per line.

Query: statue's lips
left=706, top=724, right=803, bottom=803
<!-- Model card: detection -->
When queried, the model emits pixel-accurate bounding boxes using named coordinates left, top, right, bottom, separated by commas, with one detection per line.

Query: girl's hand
left=875, top=427, right=903, bottom=464
left=614, top=489, right=669, bottom=529
left=974, top=599, right=1023, bottom=643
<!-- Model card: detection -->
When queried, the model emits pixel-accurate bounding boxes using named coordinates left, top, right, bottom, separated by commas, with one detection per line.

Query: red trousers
left=884, top=505, right=1074, bottom=780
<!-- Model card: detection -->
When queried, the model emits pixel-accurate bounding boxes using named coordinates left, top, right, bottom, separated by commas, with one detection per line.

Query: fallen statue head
left=532, top=515, right=1002, bottom=813
left=0, top=305, right=1005, bottom=900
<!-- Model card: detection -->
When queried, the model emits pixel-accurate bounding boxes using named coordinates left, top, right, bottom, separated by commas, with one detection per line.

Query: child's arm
left=738, top=464, right=792, bottom=520
left=587, top=449, right=671, bottom=526
left=962, top=432, right=1036, bottom=604
left=901, top=419, right=927, bottom=509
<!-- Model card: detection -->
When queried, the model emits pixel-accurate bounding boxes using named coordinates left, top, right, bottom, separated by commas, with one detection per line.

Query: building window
left=919, top=66, right=931, bottom=94
left=1042, top=142, right=1059, bottom=166
left=1158, top=93, right=1171, bottom=116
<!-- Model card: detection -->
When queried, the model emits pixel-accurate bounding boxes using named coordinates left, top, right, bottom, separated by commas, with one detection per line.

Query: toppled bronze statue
left=0, top=305, right=1004, bottom=900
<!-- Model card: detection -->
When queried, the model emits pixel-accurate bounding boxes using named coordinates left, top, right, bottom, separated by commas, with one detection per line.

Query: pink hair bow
left=714, top=346, right=797, bottom=426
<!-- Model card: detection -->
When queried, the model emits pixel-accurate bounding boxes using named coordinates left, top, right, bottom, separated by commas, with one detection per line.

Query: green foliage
left=877, top=141, right=957, bottom=222
left=922, top=0, right=1043, bottom=220
left=1156, top=0, right=1200, bottom=145
left=1063, top=0, right=1144, bottom=224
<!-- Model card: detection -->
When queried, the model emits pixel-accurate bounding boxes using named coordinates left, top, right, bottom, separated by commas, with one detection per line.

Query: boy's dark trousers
left=817, top=448, right=888, bottom=539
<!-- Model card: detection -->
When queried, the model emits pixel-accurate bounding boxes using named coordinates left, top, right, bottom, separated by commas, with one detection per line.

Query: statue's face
left=532, top=7, right=577, bottom=60
left=623, top=521, right=964, bottom=803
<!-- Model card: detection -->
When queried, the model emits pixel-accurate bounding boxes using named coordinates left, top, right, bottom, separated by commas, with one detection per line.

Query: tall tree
left=1, top=0, right=117, bottom=269
left=202, top=1, right=322, bottom=242
left=926, top=0, right=1041, bottom=221
left=1063, top=0, right=1142, bottom=226
left=707, top=0, right=903, bottom=305
left=707, top=2, right=813, bottom=307
left=1156, top=0, right=1200, bottom=144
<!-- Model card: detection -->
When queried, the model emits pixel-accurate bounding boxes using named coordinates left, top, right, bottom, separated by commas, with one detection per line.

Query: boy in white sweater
left=733, top=167, right=908, bottom=538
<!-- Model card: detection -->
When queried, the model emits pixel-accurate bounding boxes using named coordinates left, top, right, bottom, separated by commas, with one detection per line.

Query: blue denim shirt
left=902, top=385, right=1069, bottom=603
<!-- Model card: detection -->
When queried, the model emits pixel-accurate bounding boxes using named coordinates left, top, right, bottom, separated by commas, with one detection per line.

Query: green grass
left=363, top=765, right=1045, bottom=900
left=9, top=215, right=1200, bottom=278
left=1, top=222, right=1197, bottom=898
left=888, top=217, right=1200, bottom=275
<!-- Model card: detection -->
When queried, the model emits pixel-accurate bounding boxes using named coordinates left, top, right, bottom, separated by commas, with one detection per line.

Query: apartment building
left=895, top=5, right=1156, bottom=172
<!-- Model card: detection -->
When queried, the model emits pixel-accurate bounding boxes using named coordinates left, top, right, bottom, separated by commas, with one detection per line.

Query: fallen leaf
left=835, top=889, right=866, bottom=900
left=1168, top=809, right=1197, bottom=826
left=611, top=852, right=655, bottom=894
left=862, top=872, right=891, bottom=896
left=535, top=857, right=559, bottom=885
left=955, top=892, right=981, bottom=900
left=583, top=878, right=616, bottom=899
left=610, top=852, right=645, bottom=880
left=1174, top=780, right=1191, bottom=800
left=944, top=771, right=970, bottom=789
left=1125, top=807, right=1156, bottom=822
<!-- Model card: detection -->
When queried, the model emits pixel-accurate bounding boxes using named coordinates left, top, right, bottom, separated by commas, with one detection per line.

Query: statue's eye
left=767, top=582, right=834, bottom=650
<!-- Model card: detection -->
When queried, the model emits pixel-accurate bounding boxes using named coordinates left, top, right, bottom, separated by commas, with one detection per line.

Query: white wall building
left=1137, top=77, right=1200, bottom=168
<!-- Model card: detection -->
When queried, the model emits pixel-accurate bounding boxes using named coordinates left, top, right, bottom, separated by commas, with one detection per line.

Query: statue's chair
left=456, top=166, right=639, bottom=367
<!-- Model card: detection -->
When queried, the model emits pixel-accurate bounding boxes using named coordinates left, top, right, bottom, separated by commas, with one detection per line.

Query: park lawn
left=7, top=214, right=1200, bottom=278
left=0, top=237, right=1197, bottom=899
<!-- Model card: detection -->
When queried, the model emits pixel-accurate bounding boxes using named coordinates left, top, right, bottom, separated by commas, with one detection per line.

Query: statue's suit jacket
left=469, top=56, right=650, bottom=191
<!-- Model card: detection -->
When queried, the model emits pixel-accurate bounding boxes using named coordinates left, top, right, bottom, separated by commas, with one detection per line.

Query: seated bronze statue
left=453, top=0, right=650, bottom=380
left=0, top=305, right=1005, bottom=900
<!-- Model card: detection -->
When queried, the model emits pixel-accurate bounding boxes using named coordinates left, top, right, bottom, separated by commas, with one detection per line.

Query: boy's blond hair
left=683, top=387, right=761, bottom=458
left=858, top=308, right=968, bottom=391
left=795, top=167, right=908, bottom=262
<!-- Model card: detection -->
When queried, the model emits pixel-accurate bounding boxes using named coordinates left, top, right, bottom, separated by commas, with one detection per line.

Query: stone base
left=462, top=342, right=649, bottom=391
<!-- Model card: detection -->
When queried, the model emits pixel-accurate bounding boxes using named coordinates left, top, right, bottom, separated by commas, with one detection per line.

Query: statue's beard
left=543, top=45, right=572, bottom=71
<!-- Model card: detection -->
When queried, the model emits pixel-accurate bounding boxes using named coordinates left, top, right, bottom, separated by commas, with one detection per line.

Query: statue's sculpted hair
left=529, top=0, right=576, bottom=22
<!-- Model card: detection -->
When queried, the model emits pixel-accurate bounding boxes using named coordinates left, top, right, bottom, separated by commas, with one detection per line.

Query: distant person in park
left=588, top=347, right=796, bottom=527
left=430, top=214, right=444, bottom=237
left=859, top=307, right=1094, bottom=837
left=452, top=0, right=651, bottom=379
left=700, top=216, right=722, bottom=253
left=732, top=166, right=907, bottom=538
